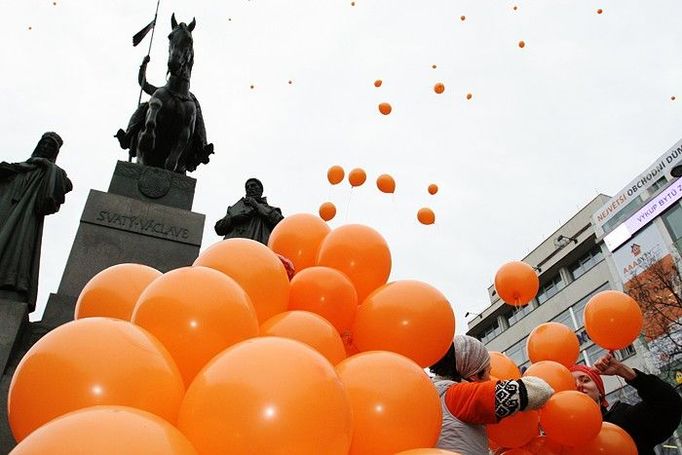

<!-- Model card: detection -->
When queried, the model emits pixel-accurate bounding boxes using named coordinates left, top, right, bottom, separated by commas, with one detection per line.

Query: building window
left=569, top=245, right=604, bottom=280
left=615, top=344, right=637, bottom=361
left=506, top=304, right=533, bottom=327
left=505, top=337, right=529, bottom=367
left=537, top=274, right=565, bottom=304
left=605, top=384, right=639, bottom=406
left=551, top=309, right=576, bottom=330
left=584, top=343, right=608, bottom=366
left=601, top=196, right=643, bottom=235
left=481, top=320, right=503, bottom=344
left=649, top=176, right=668, bottom=194
left=573, top=283, right=611, bottom=329
left=663, top=203, right=682, bottom=253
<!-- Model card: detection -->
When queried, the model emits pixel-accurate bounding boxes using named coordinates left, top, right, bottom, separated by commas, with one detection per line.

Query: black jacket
left=604, top=369, right=682, bottom=455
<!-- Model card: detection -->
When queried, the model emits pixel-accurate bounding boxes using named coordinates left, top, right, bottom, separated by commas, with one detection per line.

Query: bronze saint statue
left=215, top=178, right=284, bottom=245
left=0, top=132, right=72, bottom=310
left=115, top=14, right=213, bottom=174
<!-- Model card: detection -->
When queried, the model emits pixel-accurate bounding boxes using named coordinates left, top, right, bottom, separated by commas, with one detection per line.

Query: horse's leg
left=138, top=97, right=162, bottom=160
left=165, top=127, right=191, bottom=172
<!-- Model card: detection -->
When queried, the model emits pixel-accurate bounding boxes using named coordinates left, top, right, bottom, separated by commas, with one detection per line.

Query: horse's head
left=167, top=13, right=195, bottom=81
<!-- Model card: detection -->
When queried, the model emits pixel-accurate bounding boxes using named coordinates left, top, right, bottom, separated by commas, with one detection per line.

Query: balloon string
left=345, top=188, right=354, bottom=222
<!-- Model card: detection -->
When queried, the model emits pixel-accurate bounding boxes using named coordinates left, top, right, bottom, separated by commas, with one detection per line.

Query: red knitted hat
left=570, top=364, right=608, bottom=408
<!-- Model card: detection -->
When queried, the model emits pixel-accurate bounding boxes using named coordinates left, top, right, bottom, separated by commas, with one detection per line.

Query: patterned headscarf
left=453, top=335, right=491, bottom=380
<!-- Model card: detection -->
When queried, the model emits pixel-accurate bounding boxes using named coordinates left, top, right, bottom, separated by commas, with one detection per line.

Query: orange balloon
left=352, top=280, right=455, bottom=367
left=328, top=165, right=345, bottom=185
left=417, top=207, right=435, bottom=225
left=597, top=8, right=603, bottom=14
left=8, top=318, right=184, bottom=441
left=75, top=263, right=161, bottom=320
left=348, top=168, right=367, bottom=187
left=490, top=351, right=521, bottom=379
left=178, top=337, right=352, bottom=454
left=428, top=184, right=439, bottom=195
left=336, top=351, right=442, bottom=454
left=522, top=435, right=565, bottom=454
left=466, top=93, right=473, bottom=100
left=434, top=82, right=445, bottom=94
left=319, top=201, right=337, bottom=221
left=539, top=390, right=602, bottom=447
left=377, top=174, right=396, bottom=193
left=288, top=266, right=358, bottom=335
left=524, top=361, right=576, bottom=393
left=317, top=224, right=391, bottom=302
left=11, top=406, right=197, bottom=455
left=260, top=310, right=346, bottom=365
left=494, top=261, right=539, bottom=306
left=527, top=322, right=580, bottom=367
left=488, top=410, right=539, bottom=449
left=518, top=40, right=526, bottom=48
left=268, top=213, right=331, bottom=273
left=396, top=450, right=461, bottom=454
left=564, top=422, right=637, bottom=455
left=374, top=79, right=383, bottom=87
left=379, top=102, right=392, bottom=115
left=132, top=266, right=259, bottom=386
left=584, top=290, right=643, bottom=350
left=194, top=238, right=290, bottom=323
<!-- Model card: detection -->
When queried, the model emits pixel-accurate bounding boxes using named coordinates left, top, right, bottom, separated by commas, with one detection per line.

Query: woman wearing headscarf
left=571, top=351, right=682, bottom=455
left=429, top=335, right=553, bottom=455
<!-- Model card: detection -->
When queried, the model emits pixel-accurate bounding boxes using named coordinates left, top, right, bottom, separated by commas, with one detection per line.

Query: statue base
left=0, top=161, right=206, bottom=451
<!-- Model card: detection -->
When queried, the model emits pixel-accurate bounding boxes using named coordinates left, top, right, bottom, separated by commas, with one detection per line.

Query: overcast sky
left=3, top=0, right=682, bottom=331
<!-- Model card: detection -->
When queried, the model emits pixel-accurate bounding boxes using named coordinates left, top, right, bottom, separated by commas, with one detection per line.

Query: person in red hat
left=571, top=351, right=682, bottom=455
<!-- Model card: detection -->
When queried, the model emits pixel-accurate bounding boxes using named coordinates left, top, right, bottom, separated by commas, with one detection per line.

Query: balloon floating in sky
left=597, top=8, right=603, bottom=14
left=378, top=102, right=392, bottom=115
left=374, top=80, right=382, bottom=87
left=327, top=165, right=345, bottom=185
left=672, top=96, right=676, bottom=101
left=250, top=84, right=254, bottom=89
left=417, top=208, right=435, bottom=225
left=466, top=93, right=473, bottom=100
left=513, top=5, right=518, bottom=10
left=434, top=83, right=445, bottom=94
left=428, top=184, right=439, bottom=195
left=431, top=64, right=437, bottom=69
left=460, top=15, right=466, bottom=21
left=494, top=261, right=539, bottom=306
left=376, top=174, right=396, bottom=193
left=518, top=40, right=526, bottom=48
left=319, top=202, right=337, bottom=221
left=348, top=168, right=367, bottom=187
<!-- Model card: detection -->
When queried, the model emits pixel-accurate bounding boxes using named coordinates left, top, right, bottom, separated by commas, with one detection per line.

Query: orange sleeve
left=444, top=380, right=497, bottom=425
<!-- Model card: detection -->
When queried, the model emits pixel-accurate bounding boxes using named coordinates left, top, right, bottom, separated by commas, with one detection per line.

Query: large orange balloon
left=328, top=165, right=345, bottom=185
left=377, top=174, right=396, bottom=193
left=75, top=263, right=161, bottom=320
left=564, top=422, right=637, bottom=455
left=584, top=290, right=643, bottom=350
left=178, top=337, right=352, bottom=454
left=490, top=352, right=521, bottom=380
left=494, top=261, right=539, bottom=306
left=336, top=351, right=442, bottom=454
left=260, top=311, right=346, bottom=365
left=268, top=213, right=331, bottom=273
left=522, top=435, right=565, bottom=454
left=487, top=410, right=539, bottom=448
left=540, top=391, right=602, bottom=447
left=132, top=266, right=259, bottom=386
left=352, top=280, right=454, bottom=367
left=527, top=322, right=580, bottom=367
left=319, top=202, right=337, bottom=221
left=317, top=224, right=391, bottom=303
left=288, top=266, right=358, bottom=335
left=8, top=318, right=184, bottom=441
left=348, top=168, right=367, bottom=187
left=524, top=361, right=575, bottom=393
left=417, top=207, right=435, bottom=225
left=194, top=238, right=290, bottom=323
left=11, top=406, right=197, bottom=455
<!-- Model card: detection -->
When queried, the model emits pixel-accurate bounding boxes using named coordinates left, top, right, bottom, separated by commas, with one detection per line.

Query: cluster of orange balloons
left=11, top=216, right=457, bottom=454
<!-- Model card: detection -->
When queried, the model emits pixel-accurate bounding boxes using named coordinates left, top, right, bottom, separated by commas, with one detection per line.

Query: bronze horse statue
left=116, top=14, right=213, bottom=173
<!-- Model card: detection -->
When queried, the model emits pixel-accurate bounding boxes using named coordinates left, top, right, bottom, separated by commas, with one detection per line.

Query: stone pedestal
left=0, top=161, right=206, bottom=451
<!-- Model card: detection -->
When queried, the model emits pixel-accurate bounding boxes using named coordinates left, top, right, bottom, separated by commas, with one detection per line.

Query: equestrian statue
left=115, top=14, right=213, bottom=174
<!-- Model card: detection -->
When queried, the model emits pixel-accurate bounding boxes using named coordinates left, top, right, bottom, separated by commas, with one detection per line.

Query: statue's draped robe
left=0, top=158, right=72, bottom=310
left=215, top=197, right=283, bottom=245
